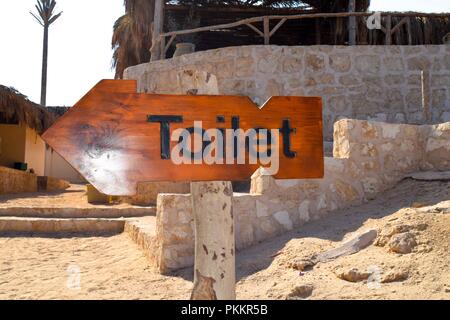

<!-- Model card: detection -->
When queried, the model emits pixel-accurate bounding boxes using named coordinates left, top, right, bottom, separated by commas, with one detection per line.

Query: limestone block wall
left=0, top=166, right=70, bottom=194
left=0, top=166, right=37, bottom=194
left=122, top=182, right=190, bottom=206
left=150, top=119, right=450, bottom=273
left=124, top=45, right=450, bottom=141
left=423, top=122, right=450, bottom=170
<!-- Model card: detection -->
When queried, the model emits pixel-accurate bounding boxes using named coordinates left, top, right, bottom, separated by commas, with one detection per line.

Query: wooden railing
left=150, top=11, right=450, bottom=61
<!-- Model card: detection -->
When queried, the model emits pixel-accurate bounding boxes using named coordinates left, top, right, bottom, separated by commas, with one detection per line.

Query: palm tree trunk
left=40, top=25, right=49, bottom=106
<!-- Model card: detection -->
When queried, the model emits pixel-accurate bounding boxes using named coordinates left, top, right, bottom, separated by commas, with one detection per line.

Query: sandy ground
left=0, top=234, right=191, bottom=299
left=0, top=178, right=448, bottom=300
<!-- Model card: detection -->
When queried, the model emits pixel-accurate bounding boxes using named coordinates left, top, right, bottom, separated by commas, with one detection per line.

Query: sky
left=0, top=0, right=449, bottom=107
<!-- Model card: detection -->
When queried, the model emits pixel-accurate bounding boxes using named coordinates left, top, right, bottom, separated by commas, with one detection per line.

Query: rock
left=377, top=223, right=426, bottom=248
left=374, top=236, right=389, bottom=247
left=381, top=270, right=409, bottom=283
left=314, top=229, right=378, bottom=263
left=388, top=232, right=417, bottom=254
left=384, top=224, right=412, bottom=236
left=375, top=224, right=410, bottom=247
left=289, top=259, right=315, bottom=271
left=335, top=268, right=371, bottom=282
left=287, top=284, right=314, bottom=299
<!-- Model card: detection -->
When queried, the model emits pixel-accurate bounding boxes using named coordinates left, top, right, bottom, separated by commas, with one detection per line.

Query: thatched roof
left=113, top=0, right=372, bottom=78
left=171, top=1, right=370, bottom=11
left=113, top=1, right=449, bottom=77
left=0, top=85, right=56, bottom=134
left=46, top=106, right=70, bottom=117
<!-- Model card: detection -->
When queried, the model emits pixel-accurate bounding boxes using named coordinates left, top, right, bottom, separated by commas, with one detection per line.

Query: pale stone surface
left=155, top=194, right=194, bottom=273
left=256, top=200, right=269, bottom=218
left=125, top=45, right=450, bottom=141
left=423, top=123, right=450, bottom=171
left=274, top=179, right=298, bottom=188
left=305, top=53, right=325, bottom=71
left=298, top=201, right=310, bottom=222
left=273, top=211, right=293, bottom=230
left=355, top=55, right=381, bottom=73
left=0, top=206, right=154, bottom=219
left=0, top=217, right=125, bottom=234
left=0, top=184, right=156, bottom=221
left=122, top=182, right=190, bottom=206
left=329, top=54, right=351, bottom=72
left=124, top=217, right=159, bottom=270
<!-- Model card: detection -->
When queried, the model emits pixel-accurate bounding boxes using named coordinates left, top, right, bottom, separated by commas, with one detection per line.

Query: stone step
left=124, top=217, right=159, bottom=270
left=0, top=217, right=128, bottom=234
left=0, top=215, right=161, bottom=269
left=0, top=206, right=156, bottom=219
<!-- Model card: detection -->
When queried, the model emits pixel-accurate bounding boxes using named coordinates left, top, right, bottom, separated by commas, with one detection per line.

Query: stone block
left=383, top=57, right=405, bottom=71
left=329, top=54, right=351, bottom=72
left=282, top=56, right=303, bottom=73
left=355, top=55, right=380, bottom=74
left=305, top=53, right=326, bottom=71
left=235, top=56, right=255, bottom=77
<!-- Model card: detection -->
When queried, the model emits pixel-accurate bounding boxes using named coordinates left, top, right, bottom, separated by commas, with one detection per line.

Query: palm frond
left=31, top=0, right=62, bottom=27
left=30, top=11, right=44, bottom=26
left=48, top=11, right=63, bottom=25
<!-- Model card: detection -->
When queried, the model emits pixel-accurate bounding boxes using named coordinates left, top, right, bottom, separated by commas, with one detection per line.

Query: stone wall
left=148, top=119, right=450, bottom=273
left=422, top=123, right=450, bottom=171
left=0, top=166, right=37, bottom=194
left=0, top=166, right=71, bottom=195
left=124, top=45, right=450, bottom=141
left=122, top=182, right=190, bottom=206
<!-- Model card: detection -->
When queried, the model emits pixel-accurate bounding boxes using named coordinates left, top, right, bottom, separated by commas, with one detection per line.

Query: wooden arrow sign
left=42, top=80, right=323, bottom=196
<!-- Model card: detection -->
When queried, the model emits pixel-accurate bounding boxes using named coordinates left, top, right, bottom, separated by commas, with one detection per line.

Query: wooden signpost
left=42, top=79, right=324, bottom=300
left=42, top=80, right=323, bottom=196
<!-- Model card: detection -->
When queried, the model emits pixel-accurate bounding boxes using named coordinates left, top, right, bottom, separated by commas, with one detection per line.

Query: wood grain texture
left=42, top=80, right=323, bottom=196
